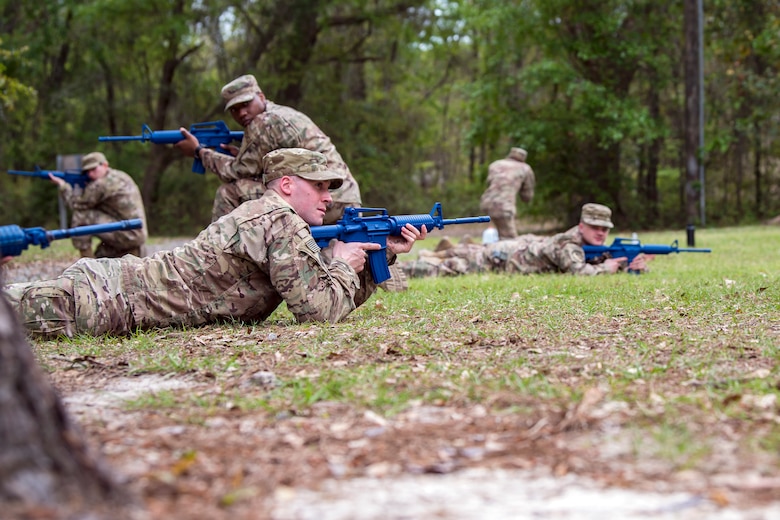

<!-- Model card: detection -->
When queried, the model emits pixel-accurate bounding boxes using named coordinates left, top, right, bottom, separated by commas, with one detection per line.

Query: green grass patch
left=20, top=224, right=780, bottom=477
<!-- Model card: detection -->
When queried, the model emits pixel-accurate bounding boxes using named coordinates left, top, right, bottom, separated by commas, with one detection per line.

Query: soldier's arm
left=266, top=224, right=362, bottom=324
left=65, top=178, right=110, bottom=211
left=200, top=118, right=269, bottom=182
left=199, top=147, right=238, bottom=182
left=557, top=243, right=616, bottom=275
left=519, top=166, right=535, bottom=203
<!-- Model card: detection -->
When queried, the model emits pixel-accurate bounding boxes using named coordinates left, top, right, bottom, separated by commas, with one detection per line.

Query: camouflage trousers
left=4, top=258, right=134, bottom=338
left=71, top=209, right=147, bottom=258
left=399, top=238, right=538, bottom=278
left=399, top=243, right=488, bottom=278
left=486, top=210, right=518, bottom=240
left=212, top=178, right=359, bottom=225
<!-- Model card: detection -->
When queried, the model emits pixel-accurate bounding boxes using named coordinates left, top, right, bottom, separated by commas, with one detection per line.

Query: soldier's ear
left=277, top=175, right=295, bottom=195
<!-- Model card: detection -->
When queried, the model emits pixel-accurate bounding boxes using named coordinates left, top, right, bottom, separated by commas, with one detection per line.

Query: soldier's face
left=579, top=222, right=610, bottom=245
left=288, top=177, right=333, bottom=226
left=84, top=163, right=108, bottom=180
left=228, top=93, right=266, bottom=127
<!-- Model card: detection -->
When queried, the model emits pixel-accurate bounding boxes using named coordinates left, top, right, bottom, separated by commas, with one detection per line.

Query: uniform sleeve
left=557, top=244, right=614, bottom=275
left=58, top=183, right=75, bottom=208
left=519, top=166, right=535, bottom=203
left=267, top=226, right=363, bottom=323
left=200, top=120, right=267, bottom=182
left=262, top=111, right=306, bottom=149
left=199, top=148, right=237, bottom=182
left=62, top=179, right=110, bottom=211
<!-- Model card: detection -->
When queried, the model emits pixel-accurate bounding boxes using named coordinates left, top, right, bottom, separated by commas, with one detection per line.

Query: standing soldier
left=175, top=74, right=362, bottom=224
left=49, top=152, right=147, bottom=258
left=479, top=147, right=536, bottom=240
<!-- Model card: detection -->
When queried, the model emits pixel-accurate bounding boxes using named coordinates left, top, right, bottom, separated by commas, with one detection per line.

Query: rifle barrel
left=98, top=135, right=145, bottom=142
left=441, top=217, right=491, bottom=226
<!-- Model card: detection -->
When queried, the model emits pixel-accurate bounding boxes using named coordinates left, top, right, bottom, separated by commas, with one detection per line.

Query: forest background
left=0, top=0, right=778, bottom=236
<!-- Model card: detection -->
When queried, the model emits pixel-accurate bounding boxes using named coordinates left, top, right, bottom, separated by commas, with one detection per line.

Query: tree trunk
left=683, top=0, right=701, bottom=226
left=0, top=289, right=133, bottom=518
left=753, top=124, right=763, bottom=219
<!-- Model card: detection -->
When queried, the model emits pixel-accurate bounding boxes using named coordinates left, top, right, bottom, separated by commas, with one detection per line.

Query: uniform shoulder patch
left=295, top=228, right=321, bottom=254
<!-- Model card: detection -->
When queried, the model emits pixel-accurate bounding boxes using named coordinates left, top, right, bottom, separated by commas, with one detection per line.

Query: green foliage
left=0, top=0, right=778, bottom=230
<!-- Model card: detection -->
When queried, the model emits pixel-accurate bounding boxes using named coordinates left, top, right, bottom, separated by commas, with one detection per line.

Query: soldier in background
left=400, top=203, right=651, bottom=277
left=4, top=149, right=425, bottom=339
left=479, top=147, right=536, bottom=240
left=175, top=73, right=362, bottom=224
left=49, top=152, right=147, bottom=258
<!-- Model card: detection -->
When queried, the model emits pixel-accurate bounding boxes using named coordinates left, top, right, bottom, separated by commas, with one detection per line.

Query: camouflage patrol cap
left=262, top=148, right=345, bottom=190
left=222, top=74, right=262, bottom=110
left=81, top=152, right=107, bottom=172
left=580, top=203, right=614, bottom=228
left=508, top=147, right=527, bottom=161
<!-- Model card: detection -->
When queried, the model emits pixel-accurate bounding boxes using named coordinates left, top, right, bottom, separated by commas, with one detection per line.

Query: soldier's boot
left=378, top=264, right=409, bottom=292
left=433, top=237, right=455, bottom=252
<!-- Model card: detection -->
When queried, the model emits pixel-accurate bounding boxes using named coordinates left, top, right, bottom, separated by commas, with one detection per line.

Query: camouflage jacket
left=479, top=157, right=535, bottom=215
left=60, top=168, right=147, bottom=228
left=485, top=226, right=614, bottom=275
left=200, top=101, right=361, bottom=205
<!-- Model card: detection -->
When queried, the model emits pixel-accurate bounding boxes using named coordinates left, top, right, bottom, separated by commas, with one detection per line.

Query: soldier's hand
left=332, top=241, right=382, bottom=273
left=387, top=224, right=427, bottom=255
left=174, top=127, right=200, bottom=157
left=604, top=257, right=627, bottom=273
left=628, top=253, right=654, bottom=272
left=47, top=173, right=66, bottom=187
left=220, top=143, right=240, bottom=156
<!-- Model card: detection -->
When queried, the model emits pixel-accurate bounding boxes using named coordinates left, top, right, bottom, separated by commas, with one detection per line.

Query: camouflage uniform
left=4, top=150, right=385, bottom=339
left=479, top=148, right=535, bottom=240
left=401, top=226, right=616, bottom=278
left=201, top=75, right=361, bottom=223
left=60, top=153, right=147, bottom=258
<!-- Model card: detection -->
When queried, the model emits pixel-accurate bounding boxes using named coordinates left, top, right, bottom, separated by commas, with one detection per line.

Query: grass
left=12, top=224, right=780, bottom=478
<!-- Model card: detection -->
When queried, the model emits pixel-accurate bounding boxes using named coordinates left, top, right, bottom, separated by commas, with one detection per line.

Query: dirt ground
left=43, top=368, right=780, bottom=519
left=3, top=236, right=780, bottom=519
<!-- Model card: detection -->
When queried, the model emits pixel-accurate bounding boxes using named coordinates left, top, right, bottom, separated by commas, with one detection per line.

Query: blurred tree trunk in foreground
left=0, top=287, right=135, bottom=519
